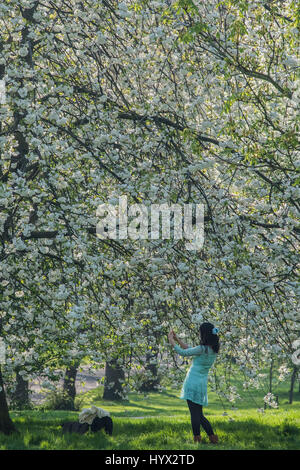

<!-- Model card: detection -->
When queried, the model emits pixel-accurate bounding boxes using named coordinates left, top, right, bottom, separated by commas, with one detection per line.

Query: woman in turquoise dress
left=168, top=322, right=220, bottom=444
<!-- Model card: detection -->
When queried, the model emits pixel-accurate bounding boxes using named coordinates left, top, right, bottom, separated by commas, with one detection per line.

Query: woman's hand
left=170, top=330, right=189, bottom=349
left=168, top=329, right=176, bottom=346
left=171, top=329, right=178, bottom=341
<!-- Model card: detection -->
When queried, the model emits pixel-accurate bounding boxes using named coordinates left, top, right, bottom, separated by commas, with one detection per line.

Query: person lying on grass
left=168, top=322, right=220, bottom=444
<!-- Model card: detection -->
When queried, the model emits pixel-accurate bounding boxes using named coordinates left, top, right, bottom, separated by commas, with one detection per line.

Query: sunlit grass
left=1, top=380, right=299, bottom=450
left=1, top=408, right=299, bottom=450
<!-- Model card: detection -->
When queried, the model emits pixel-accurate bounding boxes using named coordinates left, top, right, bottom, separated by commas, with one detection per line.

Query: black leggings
left=187, top=399, right=214, bottom=436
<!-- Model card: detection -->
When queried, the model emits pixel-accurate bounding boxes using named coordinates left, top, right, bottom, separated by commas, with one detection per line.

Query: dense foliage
left=0, top=0, right=299, bottom=431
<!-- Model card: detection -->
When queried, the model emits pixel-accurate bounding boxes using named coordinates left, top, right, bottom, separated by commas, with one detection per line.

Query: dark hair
left=199, top=322, right=220, bottom=353
left=91, top=416, right=113, bottom=435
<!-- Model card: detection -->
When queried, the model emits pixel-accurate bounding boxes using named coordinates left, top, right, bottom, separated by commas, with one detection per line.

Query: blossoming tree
left=0, top=0, right=299, bottom=433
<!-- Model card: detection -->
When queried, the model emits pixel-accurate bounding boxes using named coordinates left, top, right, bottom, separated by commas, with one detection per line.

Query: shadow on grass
left=5, top=384, right=299, bottom=450
left=2, top=411, right=299, bottom=450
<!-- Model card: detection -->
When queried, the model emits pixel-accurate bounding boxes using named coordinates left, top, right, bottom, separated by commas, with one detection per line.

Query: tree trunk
left=103, top=359, right=125, bottom=401
left=0, top=367, right=17, bottom=435
left=62, top=364, right=79, bottom=410
left=269, top=356, right=273, bottom=394
left=289, top=366, right=298, bottom=404
left=139, top=351, right=160, bottom=392
left=11, top=369, right=31, bottom=410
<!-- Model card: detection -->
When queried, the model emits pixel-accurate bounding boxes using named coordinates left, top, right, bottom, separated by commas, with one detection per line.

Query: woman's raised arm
left=172, top=331, right=189, bottom=350
left=173, top=344, right=205, bottom=357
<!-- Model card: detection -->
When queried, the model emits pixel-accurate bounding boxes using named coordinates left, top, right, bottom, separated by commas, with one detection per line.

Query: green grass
left=1, top=380, right=299, bottom=450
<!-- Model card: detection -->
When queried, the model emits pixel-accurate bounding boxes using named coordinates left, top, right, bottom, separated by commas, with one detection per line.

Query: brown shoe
left=193, top=435, right=201, bottom=443
left=209, top=434, right=218, bottom=444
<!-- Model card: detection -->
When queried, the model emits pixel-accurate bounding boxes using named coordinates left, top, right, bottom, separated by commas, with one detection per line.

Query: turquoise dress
left=173, top=344, right=217, bottom=406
